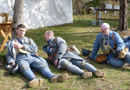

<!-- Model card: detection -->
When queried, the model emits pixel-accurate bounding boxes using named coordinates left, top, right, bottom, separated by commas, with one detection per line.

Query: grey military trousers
left=59, top=58, right=97, bottom=75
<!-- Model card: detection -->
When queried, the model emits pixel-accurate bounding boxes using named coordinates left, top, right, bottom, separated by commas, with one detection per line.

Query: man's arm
left=90, top=34, right=100, bottom=59
left=13, top=43, right=25, bottom=49
left=6, top=45, right=15, bottom=65
left=114, top=33, right=125, bottom=51
left=114, top=32, right=125, bottom=59
left=23, top=38, right=38, bottom=53
left=55, top=37, right=67, bottom=60
left=53, top=38, right=67, bottom=66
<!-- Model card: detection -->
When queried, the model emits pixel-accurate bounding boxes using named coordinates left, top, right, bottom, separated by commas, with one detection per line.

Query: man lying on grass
left=42, top=30, right=104, bottom=79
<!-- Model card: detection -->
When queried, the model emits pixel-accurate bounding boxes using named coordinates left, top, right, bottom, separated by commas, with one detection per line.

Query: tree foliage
left=85, top=0, right=102, bottom=7
left=73, top=0, right=106, bottom=14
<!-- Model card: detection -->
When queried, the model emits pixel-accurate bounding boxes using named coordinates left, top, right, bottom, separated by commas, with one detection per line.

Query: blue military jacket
left=90, top=30, right=125, bottom=59
left=6, top=36, right=44, bottom=64
left=42, top=37, right=85, bottom=64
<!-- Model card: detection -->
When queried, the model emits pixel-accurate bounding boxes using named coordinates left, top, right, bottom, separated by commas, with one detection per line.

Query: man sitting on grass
left=88, top=23, right=130, bottom=68
left=6, top=24, right=68, bottom=88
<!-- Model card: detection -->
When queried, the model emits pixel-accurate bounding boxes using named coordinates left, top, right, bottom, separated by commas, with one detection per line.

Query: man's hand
left=10, top=62, right=15, bottom=66
left=114, top=51, right=120, bottom=60
left=48, top=55, right=54, bottom=61
left=54, top=58, right=59, bottom=66
left=13, top=43, right=24, bottom=49
left=85, top=56, right=91, bottom=60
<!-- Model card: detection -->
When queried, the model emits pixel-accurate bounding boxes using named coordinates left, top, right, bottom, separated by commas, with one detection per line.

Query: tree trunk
left=119, top=0, right=128, bottom=31
left=12, top=0, right=25, bottom=38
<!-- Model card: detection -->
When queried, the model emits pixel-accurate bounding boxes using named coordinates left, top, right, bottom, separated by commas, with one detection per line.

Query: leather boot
left=94, top=70, right=104, bottom=77
left=51, top=73, right=68, bottom=83
left=82, top=72, right=92, bottom=79
left=28, top=78, right=43, bottom=88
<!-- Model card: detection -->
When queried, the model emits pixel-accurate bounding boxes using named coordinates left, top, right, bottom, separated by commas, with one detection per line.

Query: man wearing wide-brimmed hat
left=89, top=23, right=130, bottom=68
left=6, top=24, right=68, bottom=88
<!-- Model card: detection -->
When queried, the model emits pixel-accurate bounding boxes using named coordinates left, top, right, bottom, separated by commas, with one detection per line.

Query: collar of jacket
left=47, top=37, right=55, bottom=45
left=101, top=30, right=113, bottom=40
left=48, top=37, right=55, bottom=42
left=15, top=36, right=30, bottom=44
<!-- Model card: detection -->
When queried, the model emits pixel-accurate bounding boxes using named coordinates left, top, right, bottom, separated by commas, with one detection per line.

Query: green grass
left=0, top=14, right=130, bottom=90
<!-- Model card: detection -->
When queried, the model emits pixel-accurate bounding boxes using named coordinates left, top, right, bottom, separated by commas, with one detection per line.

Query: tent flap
left=0, top=0, right=73, bottom=30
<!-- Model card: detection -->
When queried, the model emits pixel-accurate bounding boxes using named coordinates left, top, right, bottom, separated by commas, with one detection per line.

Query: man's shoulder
left=24, top=36, right=34, bottom=42
left=56, top=37, right=65, bottom=41
left=55, top=37, right=66, bottom=44
left=24, top=36, right=33, bottom=40
left=56, top=37, right=63, bottom=39
left=96, top=33, right=102, bottom=37
left=111, top=31, right=119, bottom=37
left=9, top=37, right=16, bottom=42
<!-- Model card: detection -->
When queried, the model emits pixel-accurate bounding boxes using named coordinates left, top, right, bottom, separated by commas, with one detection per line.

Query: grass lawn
left=0, top=14, right=130, bottom=90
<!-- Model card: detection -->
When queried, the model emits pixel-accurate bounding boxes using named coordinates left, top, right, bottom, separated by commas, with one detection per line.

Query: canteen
left=82, top=48, right=91, bottom=56
left=94, top=54, right=107, bottom=63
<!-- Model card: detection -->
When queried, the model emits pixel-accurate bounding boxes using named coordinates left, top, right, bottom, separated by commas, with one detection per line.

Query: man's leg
left=17, top=59, right=43, bottom=88
left=123, top=53, right=130, bottom=64
left=108, top=54, right=124, bottom=68
left=70, top=59, right=104, bottom=77
left=60, top=59, right=84, bottom=74
left=70, top=59, right=96, bottom=72
left=31, top=57, right=68, bottom=83
left=18, top=60, right=36, bottom=80
left=30, top=57, right=54, bottom=79
left=60, top=59, right=92, bottom=78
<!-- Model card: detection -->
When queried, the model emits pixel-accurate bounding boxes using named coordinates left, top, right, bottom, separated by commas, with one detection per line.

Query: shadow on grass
left=88, top=59, right=130, bottom=73
left=117, top=65, right=130, bottom=72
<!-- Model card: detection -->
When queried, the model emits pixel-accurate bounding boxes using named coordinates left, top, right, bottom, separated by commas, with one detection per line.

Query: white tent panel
left=0, top=0, right=73, bottom=30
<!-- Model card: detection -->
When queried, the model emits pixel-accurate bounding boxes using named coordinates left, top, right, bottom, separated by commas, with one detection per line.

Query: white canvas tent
left=0, top=0, right=73, bottom=30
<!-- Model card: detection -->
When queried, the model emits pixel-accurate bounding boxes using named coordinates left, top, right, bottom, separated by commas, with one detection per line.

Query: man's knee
left=124, top=54, right=130, bottom=59
left=109, top=59, right=124, bottom=68
left=37, top=62, right=47, bottom=69
left=20, top=64, right=30, bottom=72
left=60, top=59, right=71, bottom=68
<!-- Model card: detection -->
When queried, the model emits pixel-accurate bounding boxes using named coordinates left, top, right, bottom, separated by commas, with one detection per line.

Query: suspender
left=101, top=33, right=116, bottom=47
left=111, top=33, right=117, bottom=50
left=112, top=33, right=116, bottom=45
left=101, top=32, right=117, bottom=55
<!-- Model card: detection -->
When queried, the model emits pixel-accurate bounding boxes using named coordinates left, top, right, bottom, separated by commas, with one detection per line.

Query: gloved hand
left=114, top=51, right=120, bottom=59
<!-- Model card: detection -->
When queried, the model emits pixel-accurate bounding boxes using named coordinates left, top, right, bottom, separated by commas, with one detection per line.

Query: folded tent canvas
left=0, top=0, right=73, bottom=30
